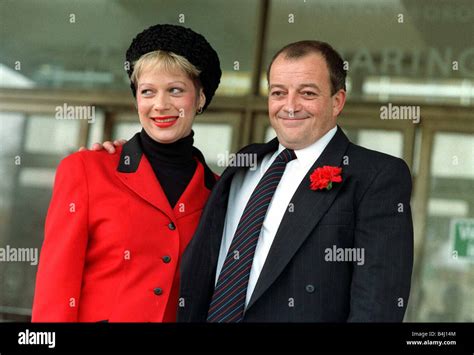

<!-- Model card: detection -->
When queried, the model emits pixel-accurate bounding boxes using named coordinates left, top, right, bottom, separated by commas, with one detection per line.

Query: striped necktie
left=207, top=148, right=297, bottom=322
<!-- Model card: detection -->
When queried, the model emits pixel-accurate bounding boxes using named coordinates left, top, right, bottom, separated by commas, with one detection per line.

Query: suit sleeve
left=32, top=153, right=89, bottom=322
left=347, top=158, right=414, bottom=322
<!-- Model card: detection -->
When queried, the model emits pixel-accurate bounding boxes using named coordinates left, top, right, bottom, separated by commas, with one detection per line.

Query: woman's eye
left=141, top=89, right=153, bottom=95
left=170, top=87, right=184, bottom=94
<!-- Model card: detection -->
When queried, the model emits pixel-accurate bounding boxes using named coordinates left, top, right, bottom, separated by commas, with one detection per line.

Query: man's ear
left=332, top=89, right=346, bottom=117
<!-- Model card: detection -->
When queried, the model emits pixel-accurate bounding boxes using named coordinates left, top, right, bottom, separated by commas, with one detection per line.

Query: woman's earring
left=196, top=107, right=203, bottom=115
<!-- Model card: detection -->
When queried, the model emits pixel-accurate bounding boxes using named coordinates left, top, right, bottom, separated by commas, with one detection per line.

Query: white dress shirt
left=215, top=126, right=338, bottom=307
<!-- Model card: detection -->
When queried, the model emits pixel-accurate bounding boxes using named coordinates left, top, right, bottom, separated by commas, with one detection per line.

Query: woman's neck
left=139, top=129, right=195, bottom=166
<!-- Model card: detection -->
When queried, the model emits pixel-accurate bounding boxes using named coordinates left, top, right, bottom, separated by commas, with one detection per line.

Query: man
left=92, top=40, right=413, bottom=322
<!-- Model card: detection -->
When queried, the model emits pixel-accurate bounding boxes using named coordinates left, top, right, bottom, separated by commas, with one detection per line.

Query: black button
left=153, top=288, right=163, bottom=295
left=305, top=284, right=315, bottom=293
left=162, top=256, right=171, bottom=263
left=168, top=223, right=176, bottom=230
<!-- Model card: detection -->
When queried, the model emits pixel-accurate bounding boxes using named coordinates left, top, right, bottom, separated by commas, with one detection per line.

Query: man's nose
left=283, top=91, right=301, bottom=116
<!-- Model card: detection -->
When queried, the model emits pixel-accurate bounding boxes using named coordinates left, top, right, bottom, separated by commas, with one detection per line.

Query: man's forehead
left=269, top=53, right=330, bottom=83
left=271, top=65, right=320, bottom=76
left=274, top=52, right=326, bottom=69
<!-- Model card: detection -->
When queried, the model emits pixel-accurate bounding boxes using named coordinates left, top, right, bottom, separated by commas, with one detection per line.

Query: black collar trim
left=117, top=133, right=217, bottom=190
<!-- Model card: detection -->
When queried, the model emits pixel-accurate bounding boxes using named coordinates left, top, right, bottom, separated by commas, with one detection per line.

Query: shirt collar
left=275, top=125, right=338, bottom=169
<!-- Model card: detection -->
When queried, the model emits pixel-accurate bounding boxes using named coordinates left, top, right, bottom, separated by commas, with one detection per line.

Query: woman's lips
left=150, top=115, right=179, bottom=128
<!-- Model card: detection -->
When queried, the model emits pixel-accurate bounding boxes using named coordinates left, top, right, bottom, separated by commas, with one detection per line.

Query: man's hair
left=266, top=40, right=346, bottom=95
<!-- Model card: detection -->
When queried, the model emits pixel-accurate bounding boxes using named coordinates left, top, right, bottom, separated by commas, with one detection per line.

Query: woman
left=32, top=24, right=221, bottom=322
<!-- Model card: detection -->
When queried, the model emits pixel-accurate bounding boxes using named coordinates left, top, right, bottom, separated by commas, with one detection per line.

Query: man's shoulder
left=344, top=142, right=413, bottom=205
left=346, top=141, right=410, bottom=174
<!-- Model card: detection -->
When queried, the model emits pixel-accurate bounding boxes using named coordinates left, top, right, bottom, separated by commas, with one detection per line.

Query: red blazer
left=32, top=133, right=216, bottom=322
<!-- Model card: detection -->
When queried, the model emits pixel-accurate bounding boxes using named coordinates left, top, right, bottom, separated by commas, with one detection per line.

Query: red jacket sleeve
left=32, top=153, right=89, bottom=322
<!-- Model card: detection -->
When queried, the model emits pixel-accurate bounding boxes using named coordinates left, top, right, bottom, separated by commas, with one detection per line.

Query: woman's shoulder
left=57, top=147, right=124, bottom=172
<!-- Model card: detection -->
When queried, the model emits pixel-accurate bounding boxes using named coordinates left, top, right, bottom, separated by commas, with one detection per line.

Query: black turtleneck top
left=139, top=129, right=197, bottom=208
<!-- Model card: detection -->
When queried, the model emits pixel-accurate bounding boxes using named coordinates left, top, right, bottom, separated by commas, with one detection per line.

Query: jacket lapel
left=115, top=133, right=175, bottom=221
left=246, top=127, right=350, bottom=311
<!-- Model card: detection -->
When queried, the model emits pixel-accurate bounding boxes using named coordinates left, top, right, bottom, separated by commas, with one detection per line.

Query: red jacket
left=32, top=134, right=216, bottom=322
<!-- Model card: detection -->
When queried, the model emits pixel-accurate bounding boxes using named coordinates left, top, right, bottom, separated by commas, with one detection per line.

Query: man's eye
left=302, top=91, right=316, bottom=96
left=271, top=91, right=284, bottom=96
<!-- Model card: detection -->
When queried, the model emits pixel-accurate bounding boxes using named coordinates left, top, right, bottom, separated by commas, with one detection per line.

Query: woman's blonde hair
left=131, top=50, right=202, bottom=91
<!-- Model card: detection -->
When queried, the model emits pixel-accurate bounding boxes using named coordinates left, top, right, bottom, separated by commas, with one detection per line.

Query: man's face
left=268, top=53, right=346, bottom=150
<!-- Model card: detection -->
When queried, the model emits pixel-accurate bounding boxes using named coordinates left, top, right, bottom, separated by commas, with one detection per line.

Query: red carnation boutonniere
left=309, top=165, right=342, bottom=191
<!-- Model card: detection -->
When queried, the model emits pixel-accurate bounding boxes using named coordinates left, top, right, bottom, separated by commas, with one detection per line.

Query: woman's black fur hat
left=126, top=24, right=221, bottom=111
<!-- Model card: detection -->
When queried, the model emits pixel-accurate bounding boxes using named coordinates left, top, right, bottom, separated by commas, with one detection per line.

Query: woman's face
left=136, top=66, right=205, bottom=144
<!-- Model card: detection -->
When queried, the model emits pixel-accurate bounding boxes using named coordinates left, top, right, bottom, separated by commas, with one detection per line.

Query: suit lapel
left=246, top=127, right=350, bottom=311
left=115, top=133, right=175, bottom=221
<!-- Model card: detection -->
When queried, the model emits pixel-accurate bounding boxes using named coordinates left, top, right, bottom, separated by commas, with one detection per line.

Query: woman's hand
left=79, top=139, right=127, bottom=154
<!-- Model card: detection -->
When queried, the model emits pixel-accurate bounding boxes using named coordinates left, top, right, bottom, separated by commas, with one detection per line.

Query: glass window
left=348, top=128, right=403, bottom=159
left=431, top=133, right=474, bottom=178
left=24, top=115, right=80, bottom=154
left=112, top=122, right=142, bottom=141
left=416, top=132, right=474, bottom=322
left=265, top=126, right=277, bottom=142
left=194, top=123, right=233, bottom=174
left=0, top=112, right=25, bottom=233
left=0, top=0, right=259, bottom=96
left=0, top=111, right=84, bottom=316
left=263, top=0, right=474, bottom=104
left=86, top=114, right=104, bottom=148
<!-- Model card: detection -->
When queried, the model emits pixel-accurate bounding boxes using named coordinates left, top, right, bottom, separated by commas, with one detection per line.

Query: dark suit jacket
left=178, top=127, right=413, bottom=322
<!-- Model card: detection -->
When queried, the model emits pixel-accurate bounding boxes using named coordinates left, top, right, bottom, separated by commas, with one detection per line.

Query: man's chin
left=277, top=135, right=307, bottom=150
